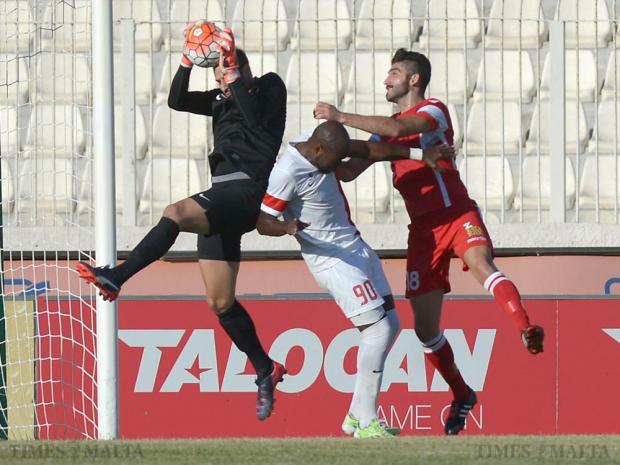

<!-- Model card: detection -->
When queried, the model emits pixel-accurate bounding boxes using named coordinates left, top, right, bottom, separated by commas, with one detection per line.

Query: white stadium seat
left=138, top=158, right=202, bottom=218
left=579, top=155, right=620, bottom=209
left=115, top=105, right=147, bottom=160
left=24, top=104, right=85, bottom=157
left=282, top=103, right=319, bottom=148
left=588, top=100, right=620, bottom=153
left=458, top=156, right=514, bottom=210
left=1, top=158, right=15, bottom=213
left=285, top=52, right=344, bottom=104
left=473, top=51, right=536, bottom=103
left=423, top=51, right=473, bottom=103
left=290, top=0, right=352, bottom=50
left=150, top=105, right=208, bottom=159
left=418, top=0, right=481, bottom=49
left=540, top=50, right=597, bottom=102
left=0, top=106, right=21, bottom=157
left=601, top=50, right=620, bottom=101
left=514, top=156, right=576, bottom=209
left=114, top=52, right=155, bottom=104
left=525, top=101, right=588, bottom=155
left=113, top=0, right=163, bottom=52
left=0, top=1, right=33, bottom=53
left=245, top=52, right=279, bottom=77
left=36, top=53, right=90, bottom=104
left=465, top=101, right=523, bottom=155
left=555, top=0, right=611, bottom=48
left=344, top=51, right=392, bottom=104
left=340, top=162, right=391, bottom=216
left=485, top=0, right=547, bottom=49
left=167, top=0, right=225, bottom=51
left=355, top=0, right=412, bottom=50
left=0, top=54, right=28, bottom=104
left=232, top=0, right=290, bottom=52
left=41, top=0, right=91, bottom=52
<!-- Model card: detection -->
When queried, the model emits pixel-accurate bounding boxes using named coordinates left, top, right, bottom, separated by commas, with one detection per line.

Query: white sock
left=349, top=309, right=400, bottom=429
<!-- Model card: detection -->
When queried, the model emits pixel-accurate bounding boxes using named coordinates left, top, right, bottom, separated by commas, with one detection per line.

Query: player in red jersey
left=314, top=49, right=544, bottom=435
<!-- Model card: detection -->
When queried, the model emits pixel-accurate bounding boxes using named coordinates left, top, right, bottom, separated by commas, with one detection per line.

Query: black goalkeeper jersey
left=168, top=65, right=287, bottom=183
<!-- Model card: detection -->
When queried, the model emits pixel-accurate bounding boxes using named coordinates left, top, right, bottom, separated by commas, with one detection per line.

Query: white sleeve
left=260, top=167, right=296, bottom=217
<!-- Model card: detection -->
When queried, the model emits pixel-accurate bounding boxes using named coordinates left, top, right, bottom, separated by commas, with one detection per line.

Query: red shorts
left=405, top=204, right=493, bottom=297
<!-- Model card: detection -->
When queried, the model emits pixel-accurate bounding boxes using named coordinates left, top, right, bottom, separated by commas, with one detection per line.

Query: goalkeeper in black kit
left=76, top=25, right=288, bottom=420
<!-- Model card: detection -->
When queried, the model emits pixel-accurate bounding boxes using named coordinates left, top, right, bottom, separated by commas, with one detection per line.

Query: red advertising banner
left=33, top=297, right=620, bottom=438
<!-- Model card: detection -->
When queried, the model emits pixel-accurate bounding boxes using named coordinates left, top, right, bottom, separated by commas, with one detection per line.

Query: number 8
left=407, top=271, right=420, bottom=291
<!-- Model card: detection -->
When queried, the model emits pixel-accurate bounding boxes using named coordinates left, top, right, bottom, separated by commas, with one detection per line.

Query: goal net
left=0, top=0, right=100, bottom=440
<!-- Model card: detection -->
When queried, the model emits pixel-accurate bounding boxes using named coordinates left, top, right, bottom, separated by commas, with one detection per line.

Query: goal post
left=92, top=0, right=119, bottom=440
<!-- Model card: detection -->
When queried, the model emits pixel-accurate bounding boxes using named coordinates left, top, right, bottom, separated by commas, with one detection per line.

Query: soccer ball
left=184, top=22, right=221, bottom=68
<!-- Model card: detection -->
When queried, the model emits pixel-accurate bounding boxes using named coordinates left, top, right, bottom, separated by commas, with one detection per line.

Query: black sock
left=218, top=300, right=273, bottom=378
left=113, top=217, right=180, bottom=285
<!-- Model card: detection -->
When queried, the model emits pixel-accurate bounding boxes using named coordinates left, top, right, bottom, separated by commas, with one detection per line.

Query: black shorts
left=191, top=179, right=265, bottom=261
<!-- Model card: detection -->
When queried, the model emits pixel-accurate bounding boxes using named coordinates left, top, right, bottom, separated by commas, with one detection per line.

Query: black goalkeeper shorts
left=191, top=179, right=265, bottom=262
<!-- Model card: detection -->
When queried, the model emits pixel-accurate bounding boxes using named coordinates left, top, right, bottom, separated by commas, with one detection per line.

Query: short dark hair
left=391, top=48, right=431, bottom=93
left=236, top=48, right=248, bottom=69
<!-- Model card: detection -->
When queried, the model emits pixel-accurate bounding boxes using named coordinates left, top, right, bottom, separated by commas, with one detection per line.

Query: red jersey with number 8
left=383, top=98, right=474, bottom=216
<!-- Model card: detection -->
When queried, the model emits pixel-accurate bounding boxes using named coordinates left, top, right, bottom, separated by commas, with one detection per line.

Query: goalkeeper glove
left=213, top=28, right=241, bottom=85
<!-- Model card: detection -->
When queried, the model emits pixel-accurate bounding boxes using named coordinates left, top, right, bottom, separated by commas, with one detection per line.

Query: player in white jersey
left=256, top=121, right=453, bottom=438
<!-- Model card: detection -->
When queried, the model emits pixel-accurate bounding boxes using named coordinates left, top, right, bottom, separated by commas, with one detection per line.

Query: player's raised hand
left=213, top=28, right=240, bottom=84
left=422, top=143, right=455, bottom=170
left=286, top=218, right=309, bottom=236
left=181, top=19, right=209, bottom=68
left=313, top=102, right=342, bottom=122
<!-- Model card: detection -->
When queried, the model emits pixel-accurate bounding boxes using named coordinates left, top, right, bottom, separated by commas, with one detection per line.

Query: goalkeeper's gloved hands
left=213, top=28, right=241, bottom=84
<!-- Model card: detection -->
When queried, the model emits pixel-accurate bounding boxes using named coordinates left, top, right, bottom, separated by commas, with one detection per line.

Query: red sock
left=484, top=271, right=530, bottom=332
left=423, top=333, right=469, bottom=401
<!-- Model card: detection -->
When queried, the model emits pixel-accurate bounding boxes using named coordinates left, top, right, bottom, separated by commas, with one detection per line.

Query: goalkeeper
left=77, top=25, right=287, bottom=421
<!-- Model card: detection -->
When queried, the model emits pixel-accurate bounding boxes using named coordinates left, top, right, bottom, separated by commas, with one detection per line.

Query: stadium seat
left=354, top=0, right=412, bottom=50
left=525, top=101, right=588, bottom=155
left=166, top=0, right=225, bottom=51
left=113, top=0, right=163, bottom=52
left=115, top=105, right=147, bottom=160
left=290, top=0, right=352, bottom=50
left=150, top=105, right=208, bottom=159
left=340, top=162, right=391, bottom=216
left=0, top=1, right=33, bottom=53
left=464, top=101, right=523, bottom=155
left=156, top=54, right=218, bottom=104
left=588, top=100, right=620, bottom=153
left=419, top=51, right=473, bottom=103
left=282, top=103, right=319, bottom=148
left=285, top=52, right=344, bottom=104
left=579, top=155, right=620, bottom=209
left=114, top=52, right=154, bottom=104
left=458, top=156, right=514, bottom=210
left=485, top=0, right=547, bottom=49
left=232, top=0, right=290, bottom=52
left=138, top=158, right=202, bottom=218
left=41, top=0, right=91, bottom=52
left=473, top=51, right=536, bottom=103
left=0, top=54, right=28, bottom=104
left=0, top=106, right=21, bottom=157
left=554, top=0, right=611, bottom=48
left=418, top=0, right=481, bottom=49
left=513, top=156, right=576, bottom=209
left=447, top=103, right=463, bottom=150
left=245, top=52, right=279, bottom=77
left=601, top=50, right=620, bottom=101
left=540, top=50, right=597, bottom=102
left=1, top=158, right=15, bottom=213
left=24, top=104, right=86, bottom=158
left=17, top=157, right=77, bottom=220
left=36, top=53, right=90, bottom=104
left=343, top=51, right=392, bottom=104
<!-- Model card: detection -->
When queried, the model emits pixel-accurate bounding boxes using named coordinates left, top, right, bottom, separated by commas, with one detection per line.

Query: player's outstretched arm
left=314, top=102, right=433, bottom=138
left=349, top=140, right=455, bottom=167
left=256, top=212, right=309, bottom=237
